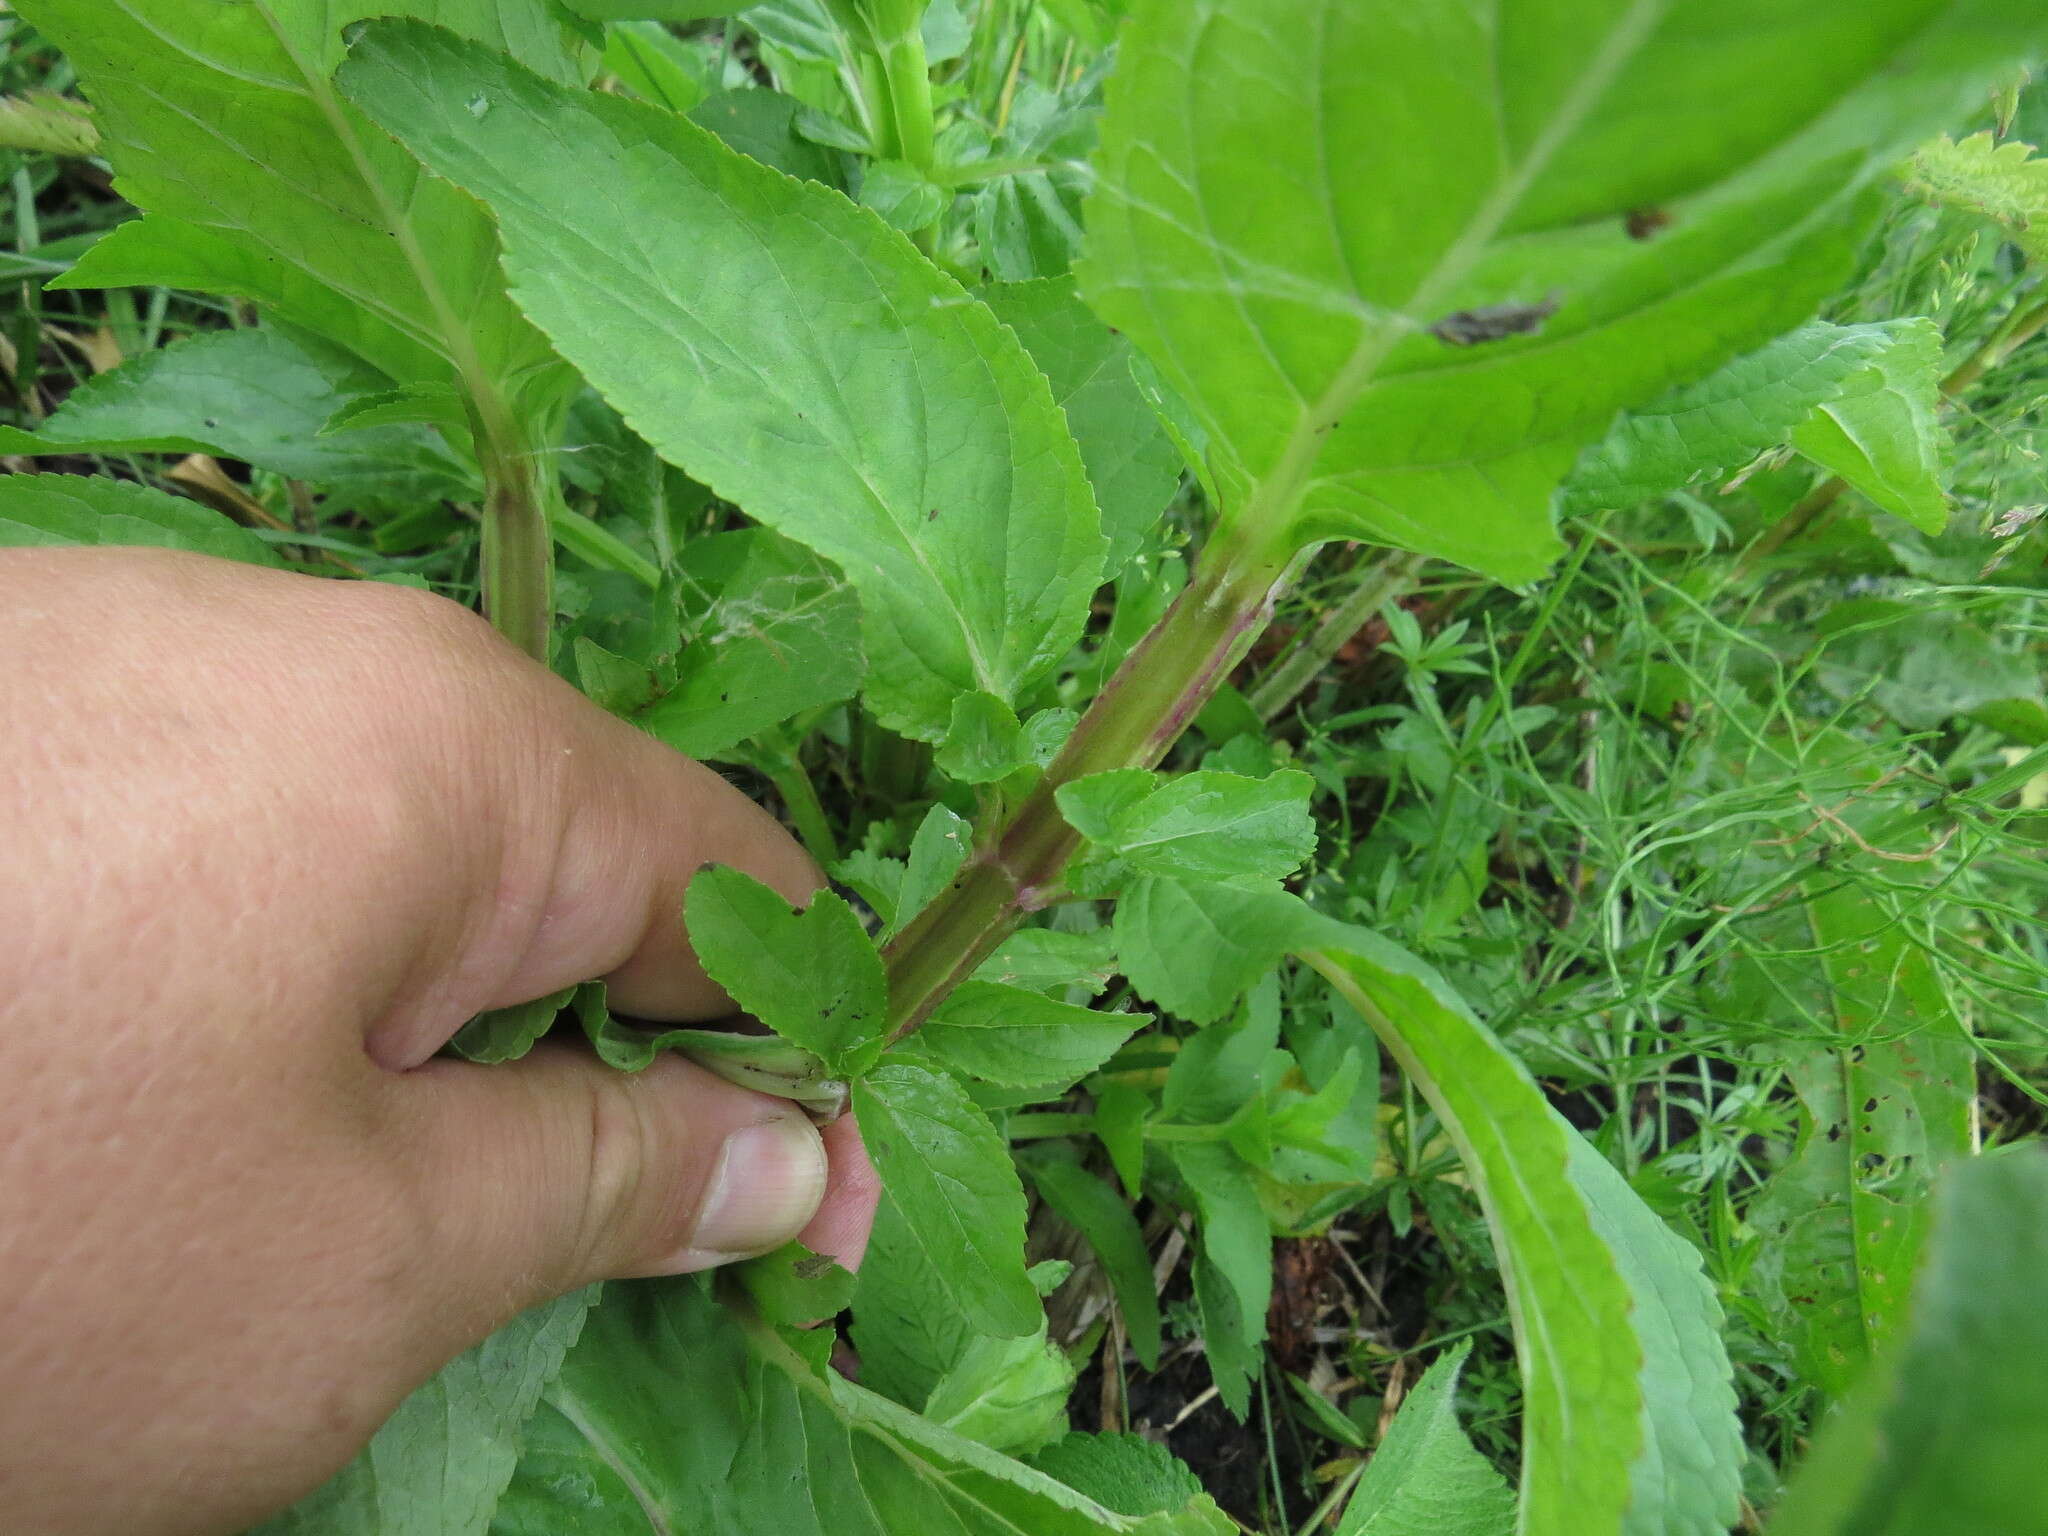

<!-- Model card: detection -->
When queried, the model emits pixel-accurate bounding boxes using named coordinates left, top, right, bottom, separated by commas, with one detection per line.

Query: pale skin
left=0, top=547, right=880, bottom=1536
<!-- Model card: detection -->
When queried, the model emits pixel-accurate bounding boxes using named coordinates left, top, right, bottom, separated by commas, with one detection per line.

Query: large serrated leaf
left=338, top=21, right=1105, bottom=740
left=20, top=0, right=578, bottom=409
left=1306, top=930, right=1742, bottom=1536
left=258, top=1288, right=596, bottom=1536
left=498, top=1278, right=1234, bottom=1535
left=1080, top=0, right=2047, bottom=583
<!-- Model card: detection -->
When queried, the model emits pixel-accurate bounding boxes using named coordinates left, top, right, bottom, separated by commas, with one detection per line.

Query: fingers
left=798, top=1114, right=882, bottom=1273
left=390, top=1045, right=834, bottom=1339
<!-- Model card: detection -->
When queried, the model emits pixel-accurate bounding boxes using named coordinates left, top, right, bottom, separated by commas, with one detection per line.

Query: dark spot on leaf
left=202, top=417, right=221, bottom=429
left=1625, top=206, right=1673, bottom=240
left=1863, top=1097, right=1879, bottom=1113
left=1428, top=291, right=1562, bottom=347
left=1826, top=1123, right=1844, bottom=1142
left=792, top=1254, right=838, bottom=1280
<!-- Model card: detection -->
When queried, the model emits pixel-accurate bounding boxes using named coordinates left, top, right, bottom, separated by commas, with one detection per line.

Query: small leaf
left=854, top=1062, right=1042, bottom=1339
left=1334, top=1342, right=1513, bottom=1536
left=975, top=926, right=1119, bottom=995
left=1058, top=768, right=1317, bottom=896
left=634, top=528, right=863, bottom=761
left=448, top=985, right=576, bottom=1064
left=1024, top=1154, right=1164, bottom=1369
left=1170, top=1141, right=1271, bottom=1417
left=1114, top=878, right=1323, bottom=1024
left=1904, top=130, right=2048, bottom=265
left=859, top=157, right=948, bottom=231
left=1027, top=1434, right=1212, bottom=1521
left=938, top=691, right=1031, bottom=783
left=1789, top=319, right=1950, bottom=532
left=923, top=1327, right=1075, bottom=1456
left=895, top=804, right=972, bottom=937
left=685, top=868, right=887, bottom=1076
left=739, top=1240, right=858, bottom=1327
left=0, top=328, right=476, bottom=495
left=918, top=980, right=1143, bottom=1089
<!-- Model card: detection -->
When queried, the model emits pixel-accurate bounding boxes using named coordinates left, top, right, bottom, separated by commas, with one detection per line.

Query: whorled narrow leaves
left=1080, top=0, right=2047, bottom=583
left=339, top=21, right=1105, bottom=740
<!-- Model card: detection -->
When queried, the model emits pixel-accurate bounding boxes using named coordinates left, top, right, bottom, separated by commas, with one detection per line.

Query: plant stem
left=1247, top=548, right=1427, bottom=720
left=882, top=530, right=1298, bottom=1038
left=475, top=422, right=557, bottom=663
left=754, top=741, right=841, bottom=867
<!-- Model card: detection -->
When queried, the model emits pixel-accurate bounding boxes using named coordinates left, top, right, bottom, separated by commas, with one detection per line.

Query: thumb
left=389, top=1044, right=829, bottom=1335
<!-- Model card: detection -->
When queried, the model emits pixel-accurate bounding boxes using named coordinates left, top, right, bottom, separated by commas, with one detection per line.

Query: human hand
left=0, top=548, right=879, bottom=1536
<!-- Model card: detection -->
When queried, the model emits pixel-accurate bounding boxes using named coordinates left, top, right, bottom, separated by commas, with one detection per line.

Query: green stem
left=863, top=0, right=935, bottom=171
left=881, top=529, right=1299, bottom=1039
left=475, top=423, right=557, bottom=663
left=1247, top=548, right=1427, bottom=720
left=755, top=741, right=841, bottom=867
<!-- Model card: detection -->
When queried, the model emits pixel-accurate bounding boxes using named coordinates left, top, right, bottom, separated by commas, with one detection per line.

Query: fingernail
left=661, top=1116, right=828, bottom=1273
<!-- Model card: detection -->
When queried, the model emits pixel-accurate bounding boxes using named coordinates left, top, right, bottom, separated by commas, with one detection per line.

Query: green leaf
left=633, top=529, right=864, bottom=761
left=1169, top=1141, right=1271, bottom=1417
left=1058, top=768, right=1317, bottom=896
left=975, top=926, right=1120, bottom=995
left=448, top=985, right=576, bottom=1064
left=340, top=21, right=1105, bottom=741
left=1766, top=1152, right=2048, bottom=1536
left=690, top=87, right=848, bottom=185
left=1561, top=321, right=1914, bottom=514
left=859, top=157, right=948, bottom=231
left=1904, top=129, right=2048, bottom=264
left=1305, top=931, right=1742, bottom=1536
left=982, top=278, right=1184, bottom=576
left=1160, top=975, right=1282, bottom=1126
left=1747, top=881, right=1977, bottom=1398
left=894, top=804, right=972, bottom=937
left=1028, top=1435, right=1212, bottom=1522
left=1788, top=318, right=1950, bottom=532
left=917, top=980, right=1143, bottom=1089
left=738, top=1240, right=859, bottom=1327
left=0, top=328, right=476, bottom=496
left=854, top=1062, right=1043, bottom=1338
left=922, top=1326, right=1076, bottom=1456
left=571, top=983, right=851, bottom=1115
left=0, top=473, right=284, bottom=567
left=685, top=867, right=887, bottom=1076
left=1023, top=1154, right=1164, bottom=1370
left=500, top=1278, right=1234, bottom=1534
left=850, top=1188, right=976, bottom=1407
left=1080, top=0, right=2047, bottom=583
left=21, top=0, right=579, bottom=409
left=938, top=690, right=1032, bottom=783
left=1114, top=878, right=1323, bottom=1024
left=602, top=19, right=712, bottom=113
left=257, top=1288, right=595, bottom=1536
left=1334, top=1342, right=1513, bottom=1536
left=568, top=0, right=731, bottom=19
